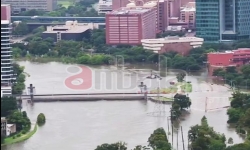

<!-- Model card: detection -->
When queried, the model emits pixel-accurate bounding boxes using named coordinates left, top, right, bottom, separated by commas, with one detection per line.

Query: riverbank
left=1, top=124, right=38, bottom=146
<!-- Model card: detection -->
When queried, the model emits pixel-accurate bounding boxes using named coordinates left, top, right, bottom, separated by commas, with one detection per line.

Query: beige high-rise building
left=1, top=0, right=57, bottom=14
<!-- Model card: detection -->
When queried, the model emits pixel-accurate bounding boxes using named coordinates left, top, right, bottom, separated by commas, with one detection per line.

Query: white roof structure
left=1, top=20, right=10, bottom=24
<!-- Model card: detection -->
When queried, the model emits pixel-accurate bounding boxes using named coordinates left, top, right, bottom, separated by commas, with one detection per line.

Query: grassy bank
left=1, top=124, right=38, bottom=146
left=154, top=97, right=173, bottom=101
left=58, top=0, right=74, bottom=8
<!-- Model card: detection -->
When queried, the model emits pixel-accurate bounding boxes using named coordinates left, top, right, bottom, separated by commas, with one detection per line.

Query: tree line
left=213, top=65, right=250, bottom=89
left=15, top=0, right=101, bottom=17
left=12, top=24, right=250, bottom=71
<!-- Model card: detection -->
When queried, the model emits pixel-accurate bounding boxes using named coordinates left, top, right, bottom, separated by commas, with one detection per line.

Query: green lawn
left=2, top=124, right=38, bottom=146
left=58, top=0, right=74, bottom=8
left=180, top=82, right=192, bottom=93
left=154, top=97, right=173, bottom=101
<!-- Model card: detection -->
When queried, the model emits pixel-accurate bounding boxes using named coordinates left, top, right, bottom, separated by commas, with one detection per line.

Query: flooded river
left=2, top=61, right=244, bottom=150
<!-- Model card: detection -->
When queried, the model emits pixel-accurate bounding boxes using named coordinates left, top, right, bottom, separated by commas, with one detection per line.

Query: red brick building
left=106, top=7, right=157, bottom=45
left=207, top=48, right=250, bottom=75
left=1, top=4, right=11, bottom=21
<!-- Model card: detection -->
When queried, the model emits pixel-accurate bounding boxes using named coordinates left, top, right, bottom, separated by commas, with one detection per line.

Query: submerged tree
left=37, top=113, right=46, bottom=126
left=148, top=128, right=171, bottom=150
left=95, top=142, right=127, bottom=150
left=188, top=116, right=226, bottom=150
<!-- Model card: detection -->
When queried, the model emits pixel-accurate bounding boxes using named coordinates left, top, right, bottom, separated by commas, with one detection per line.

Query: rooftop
left=99, top=0, right=112, bottom=6
left=43, top=21, right=99, bottom=34
left=108, top=7, right=154, bottom=15
left=209, top=48, right=250, bottom=54
left=141, top=36, right=204, bottom=43
left=1, top=4, right=10, bottom=6
left=1, top=20, right=10, bottom=24
left=181, top=7, right=195, bottom=12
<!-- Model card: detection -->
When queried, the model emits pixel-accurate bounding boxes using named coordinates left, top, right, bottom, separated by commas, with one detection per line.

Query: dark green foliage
left=12, top=63, right=26, bottom=95
left=12, top=22, right=29, bottom=35
left=171, top=94, right=191, bottom=120
left=95, top=142, right=127, bottom=150
left=225, top=143, right=250, bottom=150
left=37, top=113, right=46, bottom=126
left=188, top=117, right=226, bottom=150
left=8, top=111, right=31, bottom=131
left=213, top=65, right=250, bottom=89
left=1, top=96, right=18, bottom=117
left=95, top=128, right=171, bottom=150
left=148, top=128, right=171, bottom=150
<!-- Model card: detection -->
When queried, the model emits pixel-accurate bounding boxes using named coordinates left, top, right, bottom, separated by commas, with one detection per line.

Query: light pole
left=116, top=55, right=125, bottom=70
left=138, top=82, right=147, bottom=100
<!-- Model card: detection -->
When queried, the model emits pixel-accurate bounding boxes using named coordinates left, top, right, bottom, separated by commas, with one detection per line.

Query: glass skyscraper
left=196, top=0, right=250, bottom=42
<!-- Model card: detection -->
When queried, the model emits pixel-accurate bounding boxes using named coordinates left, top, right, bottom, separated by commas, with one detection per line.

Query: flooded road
left=2, top=61, right=244, bottom=150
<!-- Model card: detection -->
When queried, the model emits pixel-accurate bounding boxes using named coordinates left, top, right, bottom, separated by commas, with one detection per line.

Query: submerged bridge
left=18, top=93, right=168, bottom=102
left=20, top=93, right=145, bottom=102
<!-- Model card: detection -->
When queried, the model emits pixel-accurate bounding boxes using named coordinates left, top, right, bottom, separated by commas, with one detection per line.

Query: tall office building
left=196, top=0, right=250, bottom=42
left=1, top=0, right=58, bottom=14
left=1, top=4, right=15, bottom=87
left=106, top=7, right=157, bottom=45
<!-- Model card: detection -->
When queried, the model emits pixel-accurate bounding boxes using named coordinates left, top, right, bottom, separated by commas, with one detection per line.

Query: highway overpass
left=11, top=16, right=105, bottom=23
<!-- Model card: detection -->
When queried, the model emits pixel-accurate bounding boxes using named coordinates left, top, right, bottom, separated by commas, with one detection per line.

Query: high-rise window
left=224, top=0, right=234, bottom=31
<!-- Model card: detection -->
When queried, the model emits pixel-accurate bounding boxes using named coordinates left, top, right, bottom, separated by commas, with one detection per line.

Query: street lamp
left=116, top=55, right=125, bottom=70
left=138, top=82, right=147, bottom=100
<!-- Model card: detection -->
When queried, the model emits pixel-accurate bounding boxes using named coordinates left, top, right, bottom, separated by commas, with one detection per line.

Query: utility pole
left=28, top=84, right=35, bottom=104
left=171, top=110, right=174, bottom=147
left=181, top=126, right=185, bottom=150
left=205, top=97, right=207, bottom=112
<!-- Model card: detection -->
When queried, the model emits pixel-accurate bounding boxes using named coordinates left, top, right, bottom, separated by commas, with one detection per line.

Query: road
left=188, top=76, right=232, bottom=112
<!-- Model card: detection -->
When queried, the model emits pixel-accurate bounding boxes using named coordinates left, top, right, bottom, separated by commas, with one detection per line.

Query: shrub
left=21, top=130, right=27, bottom=134
left=37, top=113, right=46, bottom=126
left=17, top=134, right=21, bottom=137
left=12, top=136, right=16, bottom=139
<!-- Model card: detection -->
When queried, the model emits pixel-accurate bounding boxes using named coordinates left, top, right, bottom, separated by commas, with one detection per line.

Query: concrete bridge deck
left=19, top=93, right=172, bottom=102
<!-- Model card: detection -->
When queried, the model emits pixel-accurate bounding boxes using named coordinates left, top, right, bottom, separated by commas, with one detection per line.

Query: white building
left=1, top=20, right=15, bottom=84
left=98, top=0, right=112, bottom=14
left=6, top=124, right=16, bottom=136
left=1, top=85, right=12, bottom=97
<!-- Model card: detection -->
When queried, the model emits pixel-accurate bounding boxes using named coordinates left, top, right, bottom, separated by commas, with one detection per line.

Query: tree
left=225, top=143, right=250, bottom=150
left=12, top=22, right=29, bottom=35
left=95, top=142, right=127, bottom=150
left=148, top=128, right=171, bottom=150
left=188, top=117, right=226, bottom=150
left=176, top=73, right=186, bottom=82
left=227, top=92, right=250, bottom=136
left=173, top=94, right=191, bottom=110
left=8, top=111, right=31, bottom=131
left=12, top=64, right=26, bottom=95
left=37, top=113, right=46, bottom=126
left=1, top=96, right=18, bottom=117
